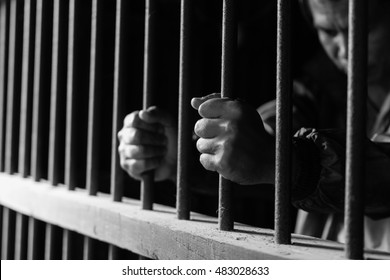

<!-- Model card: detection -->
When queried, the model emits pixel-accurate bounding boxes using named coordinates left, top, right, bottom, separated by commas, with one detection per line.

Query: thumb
left=139, top=106, right=175, bottom=127
left=191, top=93, right=221, bottom=110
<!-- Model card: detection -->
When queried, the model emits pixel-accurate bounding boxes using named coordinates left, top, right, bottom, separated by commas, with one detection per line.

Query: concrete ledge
left=1, top=173, right=389, bottom=259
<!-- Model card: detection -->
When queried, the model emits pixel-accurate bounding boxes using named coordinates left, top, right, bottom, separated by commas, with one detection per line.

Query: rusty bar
left=48, top=0, right=68, bottom=185
left=0, top=0, right=10, bottom=172
left=274, top=0, right=292, bottom=245
left=1, top=208, right=15, bottom=259
left=176, top=0, right=191, bottom=220
left=31, top=0, right=53, bottom=181
left=18, top=0, right=36, bottom=178
left=27, top=218, right=45, bottom=259
left=44, top=224, right=62, bottom=259
left=218, top=0, right=237, bottom=231
left=14, top=213, right=28, bottom=259
left=141, top=0, right=157, bottom=210
left=5, top=0, right=24, bottom=175
left=344, top=0, right=367, bottom=260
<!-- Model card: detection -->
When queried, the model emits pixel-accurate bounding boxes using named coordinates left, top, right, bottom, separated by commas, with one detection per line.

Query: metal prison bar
left=0, top=0, right=387, bottom=260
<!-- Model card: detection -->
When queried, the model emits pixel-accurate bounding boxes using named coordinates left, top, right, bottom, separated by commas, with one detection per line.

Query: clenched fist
left=118, top=106, right=177, bottom=182
left=191, top=93, right=275, bottom=185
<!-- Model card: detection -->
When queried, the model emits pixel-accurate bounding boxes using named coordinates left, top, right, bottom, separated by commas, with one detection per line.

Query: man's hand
left=118, top=106, right=177, bottom=182
left=191, top=93, right=275, bottom=185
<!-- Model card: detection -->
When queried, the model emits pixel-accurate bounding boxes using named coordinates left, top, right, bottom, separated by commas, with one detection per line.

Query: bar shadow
left=291, top=241, right=344, bottom=252
left=190, top=218, right=218, bottom=225
left=233, top=228, right=275, bottom=237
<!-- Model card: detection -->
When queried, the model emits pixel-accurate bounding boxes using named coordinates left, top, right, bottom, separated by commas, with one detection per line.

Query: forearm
left=291, top=128, right=390, bottom=218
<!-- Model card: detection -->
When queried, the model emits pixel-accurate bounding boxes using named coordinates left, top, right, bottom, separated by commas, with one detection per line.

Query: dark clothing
left=258, top=59, right=390, bottom=251
left=259, top=80, right=390, bottom=218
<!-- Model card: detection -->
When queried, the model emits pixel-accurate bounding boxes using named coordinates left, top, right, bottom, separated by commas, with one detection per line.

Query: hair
left=299, top=0, right=390, bottom=25
left=299, top=0, right=346, bottom=25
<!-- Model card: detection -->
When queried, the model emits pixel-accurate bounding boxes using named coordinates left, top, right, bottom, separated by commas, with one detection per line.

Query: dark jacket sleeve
left=258, top=81, right=390, bottom=219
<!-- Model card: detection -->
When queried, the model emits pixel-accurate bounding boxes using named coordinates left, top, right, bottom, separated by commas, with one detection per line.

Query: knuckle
left=196, top=138, right=203, bottom=152
left=131, top=146, right=143, bottom=158
left=129, top=128, right=141, bottom=143
left=124, top=146, right=134, bottom=158
left=128, top=159, right=140, bottom=174
left=218, top=153, right=233, bottom=174
left=199, top=154, right=208, bottom=169
left=228, top=100, right=243, bottom=117
left=117, top=130, right=123, bottom=140
left=118, top=143, right=125, bottom=154
left=224, top=120, right=237, bottom=134
left=199, top=154, right=215, bottom=172
left=194, top=120, right=203, bottom=135
left=120, top=158, right=129, bottom=170
left=124, top=111, right=139, bottom=127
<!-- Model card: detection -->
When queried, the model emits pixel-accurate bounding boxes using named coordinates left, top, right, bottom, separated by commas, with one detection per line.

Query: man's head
left=301, top=0, right=390, bottom=85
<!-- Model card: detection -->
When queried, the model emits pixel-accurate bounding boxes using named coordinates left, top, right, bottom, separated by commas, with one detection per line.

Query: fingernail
left=147, top=106, right=157, bottom=112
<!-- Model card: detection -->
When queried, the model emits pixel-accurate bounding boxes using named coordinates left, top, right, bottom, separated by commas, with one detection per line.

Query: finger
left=199, top=153, right=218, bottom=172
left=139, top=106, right=175, bottom=128
left=118, top=127, right=166, bottom=145
left=118, top=144, right=166, bottom=159
left=123, top=111, right=163, bottom=133
left=198, top=97, right=243, bottom=119
left=196, top=138, right=218, bottom=154
left=191, top=93, right=221, bottom=110
left=120, top=157, right=163, bottom=180
left=194, top=118, right=223, bottom=138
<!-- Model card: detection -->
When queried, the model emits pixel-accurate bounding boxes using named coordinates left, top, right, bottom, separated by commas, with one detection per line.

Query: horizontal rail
left=1, top=173, right=389, bottom=260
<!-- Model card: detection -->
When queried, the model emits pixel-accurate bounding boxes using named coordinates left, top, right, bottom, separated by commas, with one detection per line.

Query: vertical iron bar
left=108, top=244, right=120, bottom=260
left=219, top=0, right=237, bottom=231
left=84, top=0, right=102, bottom=258
left=5, top=0, right=24, bottom=175
left=18, top=0, right=36, bottom=178
left=65, top=0, right=76, bottom=189
left=176, top=0, right=191, bottom=220
left=83, top=236, right=95, bottom=260
left=110, top=0, right=125, bottom=202
left=44, top=224, right=62, bottom=260
left=0, top=206, right=3, bottom=254
left=65, top=0, right=91, bottom=190
left=0, top=0, right=9, bottom=172
left=48, top=0, right=68, bottom=186
left=14, top=213, right=28, bottom=260
left=27, top=218, right=45, bottom=259
left=274, top=0, right=292, bottom=245
left=86, top=0, right=103, bottom=196
left=62, top=229, right=72, bottom=259
left=1, top=208, right=15, bottom=259
left=31, top=0, right=53, bottom=181
left=62, top=229, right=83, bottom=259
left=110, top=0, right=137, bottom=261
left=141, top=0, right=156, bottom=210
left=345, top=0, right=367, bottom=260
